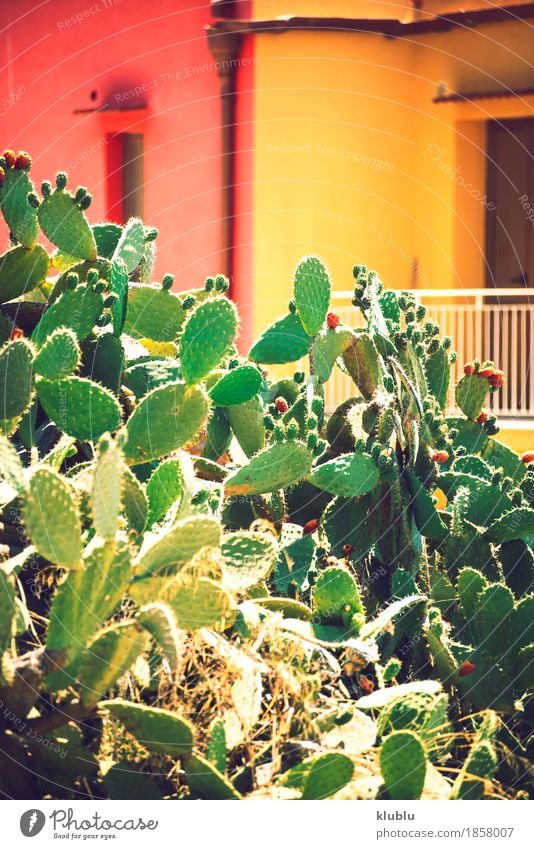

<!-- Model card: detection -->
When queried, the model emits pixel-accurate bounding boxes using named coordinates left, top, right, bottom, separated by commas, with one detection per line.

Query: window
left=105, top=132, right=144, bottom=223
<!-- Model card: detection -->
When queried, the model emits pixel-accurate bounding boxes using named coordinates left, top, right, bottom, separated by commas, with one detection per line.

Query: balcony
left=325, top=288, right=534, bottom=421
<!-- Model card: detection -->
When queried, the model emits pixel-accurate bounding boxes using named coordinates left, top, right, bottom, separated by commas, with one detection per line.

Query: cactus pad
left=138, top=516, right=221, bottom=577
left=92, top=436, right=123, bottom=541
left=123, top=381, right=208, bottom=464
left=38, top=186, right=97, bottom=260
left=184, top=753, right=241, bottom=799
left=312, top=566, right=363, bottom=626
left=180, top=297, right=237, bottom=384
left=125, top=284, right=185, bottom=341
left=37, top=376, right=122, bottom=441
left=221, top=531, right=278, bottom=590
left=0, top=165, right=38, bottom=247
left=32, top=283, right=104, bottom=347
left=293, top=255, right=331, bottom=337
left=341, top=331, right=380, bottom=400
left=249, top=312, right=311, bottom=364
left=101, top=699, right=194, bottom=755
left=209, top=365, right=262, bottom=406
left=24, top=467, right=83, bottom=569
left=456, top=374, right=490, bottom=421
left=34, top=328, right=79, bottom=379
left=0, top=338, right=33, bottom=420
left=380, top=730, right=427, bottom=800
left=308, top=452, right=379, bottom=498
left=225, top=441, right=313, bottom=496
left=0, top=244, right=48, bottom=303
left=228, top=397, right=265, bottom=457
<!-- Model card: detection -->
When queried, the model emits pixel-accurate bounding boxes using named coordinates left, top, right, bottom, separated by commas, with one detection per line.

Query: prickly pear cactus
left=0, top=152, right=531, bottom=802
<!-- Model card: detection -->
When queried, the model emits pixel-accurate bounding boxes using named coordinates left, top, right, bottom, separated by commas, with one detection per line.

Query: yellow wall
left=250, top=12, right=534, bottom=337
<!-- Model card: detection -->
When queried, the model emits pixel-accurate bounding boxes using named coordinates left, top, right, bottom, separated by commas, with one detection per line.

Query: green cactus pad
left=32, top=283, right=104, bottom=347
left=485, top=507, right=534, bottom=543
left=179, top=297, right=237, bottom=385
left=137, top=516, right=221, bottom=577
left=137, top=602, right=183, bottom=669
left=37, top=376, right=122, bottom=441
left=122, top=466, right=148, bottom=533
left=146, top=457, right=190, bottom=526
left=81, top=332, right=124, bottom=395
left=473, top=583, right=514, bottom=661
left=457, top=567, right=487, bottom=622
left=481, top=438, right=525, bottom=484
left=377, top=692, right=449, bottom=761
left=38, top=187, right=97, bottom=260
left=0, top=338, right=33, bottom=420
left=322, top=495, right=373, bottom=560
left=209, top=365, right=262, bottom=406
left=92, top=436, right=123, bottom=541
left=424, top=346, right=450, bottom=412
left=293, top=255, right=331, bottom=336
left=125, top=284, right=185, bottom=341
left=228, top=396, right=265, bottom=457
left=122, top=381, right=208, bottom=464
left=380, top=730, right=426, bottom=800
left=225, top=441, right=313, bottom=496
left=447, top=416, right=488, bottom=455
left=255, top=596, right=312, bottom=620
left=50, top=258, right=111, bottom=303
left=308, top=452, right=379, bottom=498
left=300, top=753, right=354, bottom=800
left=34, top=328, right=80, bottom=379
left=93, top=222, right=122, bottom=258
left=0, top=433, right=26, bottom=496
left=510, top=594, right=534, bottom=652
left=0, top=244, right=48, bottom=303
left=221, top=531, right=278, bottom=590
left=112, top=217, right=145, bottom=273
left=0, top=166, right=38, bottom=247
left=122, top=359, right=181, bottom=400
left=47, top=541, right=132, bottom=663
left=184, top=753, right=241, bottom=799
left=310, top=326, right=354, bottom=383
left=405, top=469, right=448, bottom=541
left=203, top=407, right=232, bottom=461
left=455, top=373, right=490, bottom=421
left=312, top=566, right=363, bottom=625
left=249, top=312, right=312, bottom=365
left=24, top=467, right=83, bottom=568
left=452, top=740, right=497, bottom=800
left=101, top=699, right=194, bottom=755
left=109, top=258, right=128, bottom=336
left=75, top=621, right=146, bottom=708
left=165, top=574, right=235, bottom=630
left=452, top=454, right=492, bottom=480
left=206, top=719, right=227, bottom=774
left=341, top=331, right=380, bottom=400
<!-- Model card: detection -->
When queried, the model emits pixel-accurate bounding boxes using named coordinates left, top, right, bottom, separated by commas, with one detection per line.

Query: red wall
left=1, top=0, right=223, bottom=289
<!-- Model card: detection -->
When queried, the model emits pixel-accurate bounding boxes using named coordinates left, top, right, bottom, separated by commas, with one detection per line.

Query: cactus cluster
left=0, top=153, right=531, bottom=801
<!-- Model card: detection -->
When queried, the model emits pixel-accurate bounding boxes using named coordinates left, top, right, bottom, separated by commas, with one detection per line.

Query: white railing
left=326, top=288, right=534, bottom=419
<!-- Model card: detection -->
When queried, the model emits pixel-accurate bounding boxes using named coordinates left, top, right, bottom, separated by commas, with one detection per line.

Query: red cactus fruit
left=463, top=363, right=475, bottom=376
left=521, top=451, right=534, bottom=465
left=9, top=327, right=24, bottom=341
left=274, top=396, right=289, bottom=414
left=342, top=544, right=353, bottom=556
left=3, top=149, right=16, bottom=168
left=458, top=660, right=475, bottom=678
left=478, top=367, right=495, bottom=379
left=488, top=369, right=505, bottom=389
left=303, top=518, right=319, bottom=535
left=431, top=450, right=449, bottom=463
left=359, top=675, right=375, bottom=694
left=476, top=410, right=488, bottom=425
left=14, top=151, right=31, bottom=170
left=327, top=312, right=340, bottom=329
